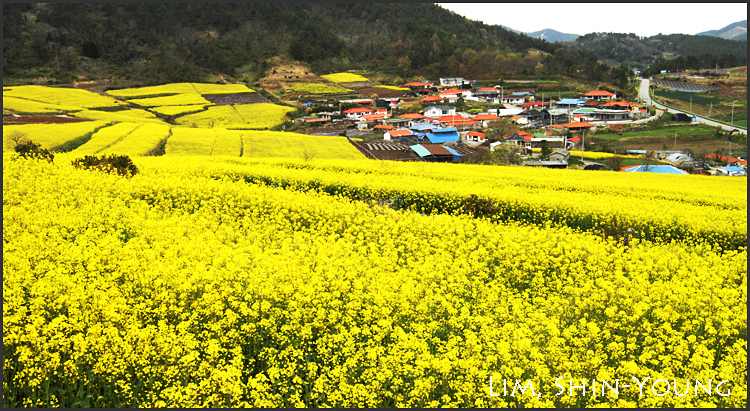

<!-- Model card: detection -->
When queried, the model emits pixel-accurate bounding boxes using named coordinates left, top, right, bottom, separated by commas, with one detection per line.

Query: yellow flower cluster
left=127, top=94, right=212, bottom=108
left=60, top=123, right=170, bottom=158
left=3, top=152, right=746, bottom=407
left=375, top=85, right=411, bottom=91
left=3, top=122, right=109, bottom=152
left=138, top=156, right=745, bottom=249
left=105, top=83, right=254, bottom=99
left=175, top=104, right=295, bottom=130
left=150, top=105, right=213, bottom=117
left=2, top=96, right=83, bottom=114
left=4, top=85, right=123, bottom=109
left=321, top=72, right=369, bottom=83
left=70, top=109, right=166, bottom=124
left=166, top=128, right=241, bottom=157
left=286, top=83, right=354, bottom=94
left=239, top=131, right=364, bottom=160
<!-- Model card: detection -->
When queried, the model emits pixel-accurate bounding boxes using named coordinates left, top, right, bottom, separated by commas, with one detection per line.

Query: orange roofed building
left=582, top=90, right=616, bottom=101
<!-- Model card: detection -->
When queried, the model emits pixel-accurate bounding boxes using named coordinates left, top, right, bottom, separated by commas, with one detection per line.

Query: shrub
left=72, top=154, right=139, bottom=177
left=12, top=134, right=55, bottom=163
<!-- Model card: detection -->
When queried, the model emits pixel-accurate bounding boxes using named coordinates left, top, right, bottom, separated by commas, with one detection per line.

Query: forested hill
left=572, top=32, right=747, bottom=71
left=4, top=3, right=607, bottom=85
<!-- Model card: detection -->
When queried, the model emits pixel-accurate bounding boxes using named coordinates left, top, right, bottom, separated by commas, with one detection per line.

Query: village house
left=581, top=90, right=616, bottom=101
left=409, top=123, right=438, bottom=139
left=423, top=104, right=456, bottom=119
left=592, top=108, right=630, bottom=122
left=466, top=131, right=488, bottom=143
left=439, top=77, right=472, bottom=89
left=380, top=117, right=410, bottom=129
left=555, top=98, right=587, bottom=111
left=472, top=113, right=500, bottom=128
left=342, top=107, right=374, bottom=119
left=425, top=127, right=460, bottom=144
left=384, top=128, right=415, bottom=141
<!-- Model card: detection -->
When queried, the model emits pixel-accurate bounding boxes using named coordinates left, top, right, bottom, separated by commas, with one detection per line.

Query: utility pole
left=708, top=102, right=712, bottom=118
left=581, top=128, right=585, bottom=162
left=674, top=132, right=677, bottom=151
left=689, top=96, right=692, bottom=113
left=731, top=100, right=735, bottom=126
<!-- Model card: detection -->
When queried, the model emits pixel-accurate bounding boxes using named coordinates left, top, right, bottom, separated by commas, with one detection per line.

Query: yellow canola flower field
left=127, top=94, right=211, bottom=108
left=3, top=121, right=109, bottom=152
left=3, top=96, right=83, bottom=114
left=375, top=85, right=411, bottom=91
left=165, top=128, right=243, bottom=157
left=70, top=109, right=166, bottom=124
left=98, top=123, right=171, bottom=157
left=286, top=83, right=354, bottom=94
left=142, top=156, right=746, bottom=249
left=150, top=105, right=213, bottom=116
left=3, top=85, right=123, bottom=109
left=68, top=122, right=143, bottom=156
left=174, top=104, right=295, bottom=129
left=240, top=131, right=365, bottom=160
left=321, top=72, right=369, bottom=83
left=3, top=152, right=746, bottom=407
left=106, top=83, right=254, bottom=98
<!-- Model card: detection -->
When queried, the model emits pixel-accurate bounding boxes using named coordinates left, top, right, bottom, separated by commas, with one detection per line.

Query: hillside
left=697, top=20, right=747, bottom=41
left=3, top=3, right=631, bottom=87
left=523, top=29, right=580, bottom=43
left=572, top=32, right=747, bottom=70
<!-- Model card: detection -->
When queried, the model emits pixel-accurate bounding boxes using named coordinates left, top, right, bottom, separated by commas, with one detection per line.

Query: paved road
left=639, top=79, right=747, bottom=135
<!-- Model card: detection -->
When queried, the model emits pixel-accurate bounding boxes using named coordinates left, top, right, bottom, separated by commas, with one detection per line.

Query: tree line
left=4, top=3, right=633, bottom=88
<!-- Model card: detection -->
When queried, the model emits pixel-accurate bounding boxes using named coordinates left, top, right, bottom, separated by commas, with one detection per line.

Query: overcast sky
left=437, top=3, right=748, bottom=37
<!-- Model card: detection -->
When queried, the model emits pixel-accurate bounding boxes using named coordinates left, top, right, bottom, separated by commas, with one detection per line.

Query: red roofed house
left=466, top=131, right=488, bottom=143
left=400, top=112, right=427, bottom=119
left=567, top=136, right=581, bottom=148
left=374, top=125, right=395, bottom=130
left=384, top=128, right=414, bottom=141
left=472, top=113, right=500, bottom=127
left=564, top=122, right=596, bottom=132
left=522, top=101, right=548, bottom=109
left=421, top=95, right=445, bottom=104
left=343, top=107, right=375, bottom=118
left=582, top=90, right=616, bottom=101
left=600, top=101, right=636, bottom=110
left=704, top=153, right=747, bottom=166
left=585, top=100, right=601, bottom=107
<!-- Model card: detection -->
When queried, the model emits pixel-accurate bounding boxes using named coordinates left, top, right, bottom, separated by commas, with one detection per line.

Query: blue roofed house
left=425, top=127, right=460, bottom=144
left=620, top=165, right=688, bottom=175
left=555, top=98, right=587, bottom=111
left=409, top=123, right=438, bottom=139
left=442, top=145, right=463, bottom=162
left=500, top=92, right=530, bottom=105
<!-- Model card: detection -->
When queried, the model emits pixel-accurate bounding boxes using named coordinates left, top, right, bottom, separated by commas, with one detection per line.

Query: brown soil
left=203, top=93, right=270, bottom=105
left=355, top=87, right=407, bottom=99
left=3, top=115, right=90, bottom=124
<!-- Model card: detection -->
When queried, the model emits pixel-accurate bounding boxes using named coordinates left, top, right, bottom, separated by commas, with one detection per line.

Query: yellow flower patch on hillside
left=240, top=130, right=365, bottom=160
left=150, top=105, right=213, bottom=116
left=3, top=96, right=83, bottom=114
left=3, top=121, right=109, bottom=151
left=287, top=83, right=354, bottom=94
left=321, top=72, right=369, bottom=83
left=71, top=109, right=166, bottom=124
left=175, top=104, right=295, bottom=129
left=127, top=93, right=211, bottom=107
left=4, top=85, right=122, bottom=108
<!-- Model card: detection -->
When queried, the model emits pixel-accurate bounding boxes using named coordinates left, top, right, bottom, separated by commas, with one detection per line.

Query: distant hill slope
left=697, top=20, right=747, bottom=41
left=524, top=29, right=580, bottom=43
left=502, top=25, right=579, bottom=43
left=572, top=32, right=747, bottom=68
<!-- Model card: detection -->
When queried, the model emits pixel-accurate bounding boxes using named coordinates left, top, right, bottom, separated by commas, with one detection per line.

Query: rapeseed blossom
left=3, top=152, right=746, bottom=407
